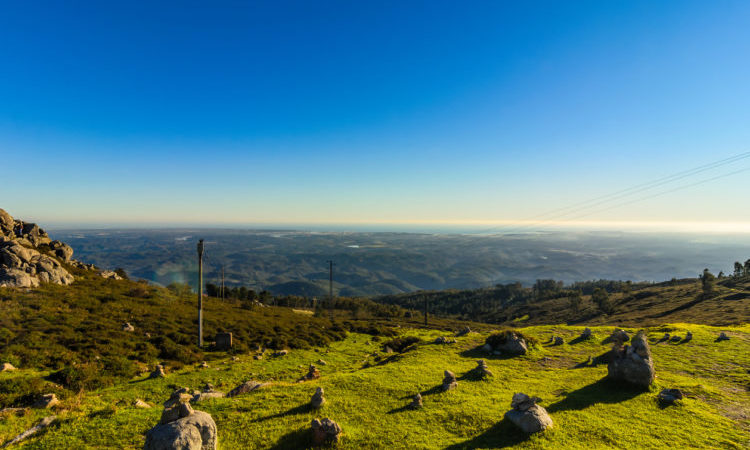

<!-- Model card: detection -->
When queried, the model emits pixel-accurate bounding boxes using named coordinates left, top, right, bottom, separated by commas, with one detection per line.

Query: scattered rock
left=199, top=361, right=209, bottom=368
left=192, top=392, right=225, bottom=403
left=482, top=343, right=492, bottom=353
left=473, top=359, right=492, bottom=378
left=434, top=336, right=447, bottom=344
left=316, top=359, right=327, bottom=366
left=160, top=401, right=194, bottom=425
left=163, top=388, right=193, bottom=408
left=683, top=331, right=693, bottom=343
left=442, top=370, right=457, bottom=391
left=272, top=350, right=288, bottom=357
left=99, top=270, right=123, bottom=280
left=660, top=333, right=671, bottom=342
left=310, top=418, right=342, bottom=445
left=409, top=393, right=423, bottom=409
left=384, top=346, right=394, bottom=354
left=611, top=329, right=630, bottom=343
left=310, top=387, right=326, bottom=409
left=0, top=363, right=16, bottom=372
left=299, top=364, right=321, bottom=382
left=504, top=393, right=553, bottom=433
left=717, top=332, right=730, bottom=341
left=486, top=331, right=529, bottom=355
left=149, top=364, right=166, bottom=379
left=1, top=416, right=56, bottom=448
left=227, top=380, right=266, bottom=397
left=456, top=326, right=471, bottom=337
left=145, top=409, right=217, bottom=450
left=122, top=322, right=135, bottom=332
left=658, top=388, right=684, bottom=405
left=670, top=335, right=681, bottom=343
left=253, top=355, right=262, bottom=360
left=32, top=394, right=58, bottom=409
left=581, top=328, right=592, bottom=339
left=133, top=399, right=151, bottom=409
left=553, top=336, right=564, bottom=346
left=607, top=330, right=655, bottom=387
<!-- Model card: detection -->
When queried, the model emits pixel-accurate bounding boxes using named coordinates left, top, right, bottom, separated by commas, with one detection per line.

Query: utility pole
left=197, top=239, right=204, bottom=348
left=327, top=260, right=334, bottom=310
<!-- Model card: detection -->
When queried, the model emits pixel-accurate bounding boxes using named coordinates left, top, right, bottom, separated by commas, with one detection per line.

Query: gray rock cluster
left=442, top=370, right=457, bottom=391
left=487, top=332, right=528, bottom=355
left=310, top=387, right=326, bottom=409
left=0, top=208, right=86, bottom=288
left=658, top=388, right=684, bottom=405
left=581, top=328, right=592, bottom=339
left=310, top=418, right=342, bottom=445
left=717, top=332, right=730, bottom=341
left=149, top=364, right=166, bottom=379
left=144, top=388, right=218, bottom=450
left=504, top=393, right=553, bottom=433
left=683, top=331, right=693, bottom=343
left=611, top=329, right=630, bottom=343
left=455, top=326, right=471, bottom=337
left=553, top=336, right=564, bottom=346
left=409, top=393, right=423, bottom=409
left=299, top=364, right=321, bottom=382
left=607, top=330, right=655, bottom=387
left=434, top=336, right=456, bottom=345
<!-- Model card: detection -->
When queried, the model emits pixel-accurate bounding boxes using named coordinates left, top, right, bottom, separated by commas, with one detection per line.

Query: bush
left=382, top=336, right=421, bottom=353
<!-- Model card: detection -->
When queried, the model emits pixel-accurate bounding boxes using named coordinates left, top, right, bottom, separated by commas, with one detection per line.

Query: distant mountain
left=49, top=228, right=750, bottom=297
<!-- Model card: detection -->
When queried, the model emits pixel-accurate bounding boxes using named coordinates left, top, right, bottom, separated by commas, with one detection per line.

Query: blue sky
left=1, top=1, right=749, bottom=230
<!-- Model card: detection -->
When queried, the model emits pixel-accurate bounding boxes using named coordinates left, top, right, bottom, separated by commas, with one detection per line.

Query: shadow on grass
left=444, top=417, right=529, bottom=449
left=571, top=350, right=611, bottom=369
left=251, top=403, right=312, bottom=423
left=546, top=377, right=645, bottom=413
left=387, top=403, right=417, bottom=414
left=267, top=427, right=311, bottom=450
left=568, top=335, right=591, bottom=345
left=459, top=345, right=521, bottom=361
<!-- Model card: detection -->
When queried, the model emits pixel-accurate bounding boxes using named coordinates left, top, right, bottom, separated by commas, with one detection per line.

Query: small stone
left=658, top=388, right=684, bottom=405
left=717, top=332, right=730, bottom=341
left=553, top=336, right=564, bottom=345
left=611, top=329, right=630, bottom=343
left=310, top=418, right=342, bottom=445
left=122, top=322, right=135, bottom=332
left=683, top=331, right=693, bottom=343
left=0, top=362, right=16, bottom=371
left=133, top=399, right=151, bottom=409
left=434, top=336, right=447, bottom=344
left=670, top=335, right=681, bottom=343
left=456, top=326, right=471, bottom=337
left=300, top=364, right=321, bottom=382
left=474, top=359, right=492, bottom=378
left=199, top=361, right=209, bottom=368
left=581, top=328, right=592, bottom=339
left=227, top=380, right=266, bottom=397
left=253, top=354, right=263, bottom=360
left=273, top=349, right=289, bottom=357
left=316, top=359, right=327, bottom=366
left=310, top=387, right=326, bottom=409
left=409, top=393, right=423, bottom=409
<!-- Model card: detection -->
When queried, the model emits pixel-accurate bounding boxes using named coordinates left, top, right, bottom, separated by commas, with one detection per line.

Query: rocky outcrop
left=1, top=416, right=56, bottom=448
left=485, top=331, right=528, bottom=355
left=0, top=208, right=88, bottom=288
left=472, top=360, right=492, bottom=378
left=608, top=330, right=655, bottom=387
left=504, top=393, right=553, bottom=433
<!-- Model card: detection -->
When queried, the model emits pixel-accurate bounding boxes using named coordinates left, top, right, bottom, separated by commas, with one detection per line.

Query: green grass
left=2, top=324, right=747, bottom=449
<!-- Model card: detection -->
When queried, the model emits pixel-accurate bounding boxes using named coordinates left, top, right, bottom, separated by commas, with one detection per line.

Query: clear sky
left=1, top=1, right=749, bottom=230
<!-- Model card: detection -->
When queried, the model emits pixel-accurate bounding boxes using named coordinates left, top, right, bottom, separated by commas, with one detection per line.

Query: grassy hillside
left=1, top=324, right=747, bottom=448
left=376, top=276, right=750, bottom=327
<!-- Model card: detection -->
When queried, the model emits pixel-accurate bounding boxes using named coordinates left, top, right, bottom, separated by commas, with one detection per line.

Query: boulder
left=310, top=387, right=326, bottom=409
left=144, top=410, right=217, bottom=450
left=227, top=380, right=266, bottom=397
left=310, top=418, right=342, bottom=445
left=0, top=209, right=14, bottom=236
left=33, top=394, right=59, bottom=409
left=1, top=362, right=17, bottom=372
left=607, top=330, right=655, bottom=387
left=442, top=370, right=457, bottom=391
left=611, top=329, right=630, bottom=343
left=504, top=393, right=553, bottom=434
left=683, top=331, right=693, bottom=343
left=409, top=393, right=423, bottom=409
left=49, top=240, right=73, bottom=261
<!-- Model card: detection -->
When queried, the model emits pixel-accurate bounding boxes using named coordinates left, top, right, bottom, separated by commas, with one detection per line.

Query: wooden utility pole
left=197, top=239, right=204, bottom=348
